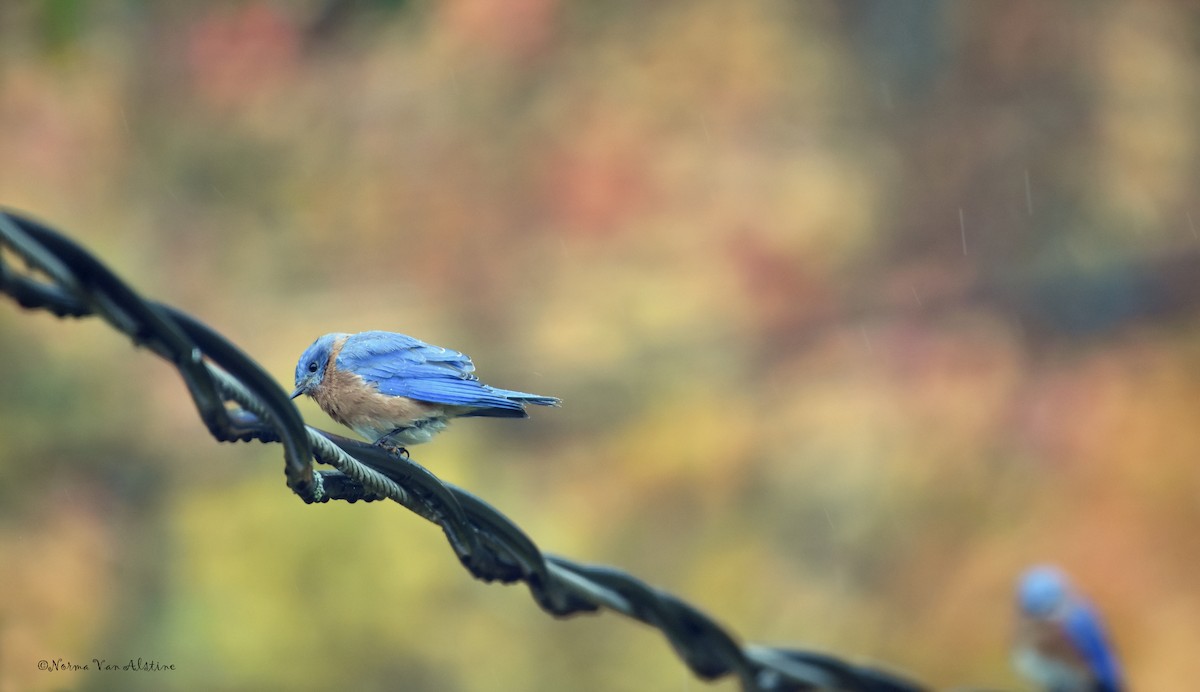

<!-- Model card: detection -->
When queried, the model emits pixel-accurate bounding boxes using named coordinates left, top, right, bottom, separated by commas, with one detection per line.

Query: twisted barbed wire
left=0, top=208, right=931, bottom=692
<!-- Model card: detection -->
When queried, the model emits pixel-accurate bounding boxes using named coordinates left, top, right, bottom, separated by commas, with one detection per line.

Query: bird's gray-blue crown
left=292, top=332, right=348, bottom=398
left=1018, top=565, right=1068, bottom=617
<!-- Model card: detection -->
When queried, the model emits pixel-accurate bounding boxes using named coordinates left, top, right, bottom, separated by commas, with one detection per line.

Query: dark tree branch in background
left=0, top=209, right=931, bottom=692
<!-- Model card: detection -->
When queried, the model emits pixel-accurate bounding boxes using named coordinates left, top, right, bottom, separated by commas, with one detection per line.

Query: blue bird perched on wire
left=1014, top=565, right=1124, bottom=692
left=291, top=330, right=560, bottom=452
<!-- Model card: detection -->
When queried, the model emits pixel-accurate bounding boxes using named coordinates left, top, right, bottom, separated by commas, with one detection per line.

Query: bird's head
left=291, top=333, right=346, bottom=399
left=1018, top=565, right=1070, bottom=618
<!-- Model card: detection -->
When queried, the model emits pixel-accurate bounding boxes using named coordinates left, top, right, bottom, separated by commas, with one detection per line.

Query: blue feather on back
left=1063, top=603, right=1123, bottom=692
left=335, top=330, right=557, bottom=415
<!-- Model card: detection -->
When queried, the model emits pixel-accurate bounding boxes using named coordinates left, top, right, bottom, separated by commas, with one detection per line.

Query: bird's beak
left=291, top=374, right=318, bottom=399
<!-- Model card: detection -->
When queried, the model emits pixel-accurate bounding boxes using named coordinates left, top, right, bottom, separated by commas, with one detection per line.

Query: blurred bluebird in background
left=1014, top=565, right=1124, bottom=692
left=291, top=331, right=560, bottom=452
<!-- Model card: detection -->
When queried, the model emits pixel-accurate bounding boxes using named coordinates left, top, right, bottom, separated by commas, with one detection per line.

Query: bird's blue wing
left=1063, top=602, right=1124, bottom=692
left=335, top=331, right=526, bottom=413
left=338, top=331, right=475, bottom=379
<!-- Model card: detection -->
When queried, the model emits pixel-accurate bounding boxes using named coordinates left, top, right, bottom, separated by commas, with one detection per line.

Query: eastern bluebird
left=291, top=330, right=559, bottom=450
left=1014, top=565, right=1124, bottom=692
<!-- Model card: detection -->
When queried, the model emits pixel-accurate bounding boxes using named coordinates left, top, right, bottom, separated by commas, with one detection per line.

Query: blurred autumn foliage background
left=2, top=1, right=1200, bottom=690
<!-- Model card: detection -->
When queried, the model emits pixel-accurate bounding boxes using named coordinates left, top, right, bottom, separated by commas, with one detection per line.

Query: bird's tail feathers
left=493, top=388, right=561, bottom=407
left=459, top=388, right=561, bottom=418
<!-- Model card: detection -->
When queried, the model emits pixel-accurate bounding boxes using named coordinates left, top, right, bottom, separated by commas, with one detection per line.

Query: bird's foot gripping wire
left=374, top=431, right=410, bottom=459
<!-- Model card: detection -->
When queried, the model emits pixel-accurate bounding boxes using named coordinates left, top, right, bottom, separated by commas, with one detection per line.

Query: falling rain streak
left=1024, top=170, right=1033, bottom=215
left=960, top=208, right=967, bottom=255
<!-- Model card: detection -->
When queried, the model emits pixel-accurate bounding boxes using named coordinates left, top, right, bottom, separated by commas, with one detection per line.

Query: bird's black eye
left=308, top=361, right=319, bottom=373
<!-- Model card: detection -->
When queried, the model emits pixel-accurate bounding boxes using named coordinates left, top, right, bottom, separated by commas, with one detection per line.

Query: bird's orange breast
left=310, top=338, right=441, bottom=438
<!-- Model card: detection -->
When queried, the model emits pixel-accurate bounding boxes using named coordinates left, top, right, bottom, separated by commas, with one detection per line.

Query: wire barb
left=0, top=208, right=931, bottom=692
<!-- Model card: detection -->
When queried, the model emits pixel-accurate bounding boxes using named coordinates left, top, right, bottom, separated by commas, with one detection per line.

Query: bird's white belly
left=1013, top=647, right=1092, bottom=691
left=357, top=417, right=450, bottom=446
